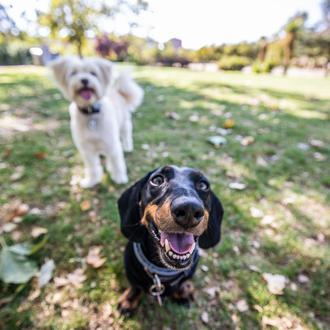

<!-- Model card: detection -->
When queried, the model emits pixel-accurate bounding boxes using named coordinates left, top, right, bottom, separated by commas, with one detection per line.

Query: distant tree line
left=0, top=0, right=329, bottom=75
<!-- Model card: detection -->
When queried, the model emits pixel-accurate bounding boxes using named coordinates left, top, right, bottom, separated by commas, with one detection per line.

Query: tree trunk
left=283, top=32, right=295, bottom=76
left=77, top=40, right=83, bottom=58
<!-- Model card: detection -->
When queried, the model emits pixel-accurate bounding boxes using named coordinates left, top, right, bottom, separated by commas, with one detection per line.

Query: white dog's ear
left=95, top=58, right=113, bottom=87
left=48, top=57, right=70, bottom=99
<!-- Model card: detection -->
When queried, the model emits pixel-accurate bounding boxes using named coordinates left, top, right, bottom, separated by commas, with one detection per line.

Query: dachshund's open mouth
left=149, top=220, right=197, bottom=269
left=77, top=87, right=95, bottom=101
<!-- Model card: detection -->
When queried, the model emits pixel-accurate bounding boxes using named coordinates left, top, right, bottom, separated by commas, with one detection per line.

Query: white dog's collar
left=78, top=102, right=101, bottom=115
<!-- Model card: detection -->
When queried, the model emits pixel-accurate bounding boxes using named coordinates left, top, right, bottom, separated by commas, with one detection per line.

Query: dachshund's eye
left=70, top=70, right=77, bottom=76
left=150, top=175, right=165, bottom=187
left=196, top=180, right=209, bottom=191
left=90, top=71, right=97, bottom=76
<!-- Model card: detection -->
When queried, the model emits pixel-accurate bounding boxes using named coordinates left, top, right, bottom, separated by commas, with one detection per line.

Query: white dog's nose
left=81, top=78, right=88, bottom=86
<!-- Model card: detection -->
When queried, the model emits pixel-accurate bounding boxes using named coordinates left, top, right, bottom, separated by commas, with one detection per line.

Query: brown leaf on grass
left=80, top=200, right=91, bottom=211
left=54, top=268, right=86, bottom=288
left=67, top=269, right=86, bottom=287
left=0, top=201, right=29, bottom=227
left=34, top=151, right=47, bottom=160
left=86, top=246, right=106, bottom=269
left=54, top=276, right=70, bottom=287
left=31, top=226, right=48, bottom=238
left=15, top=203, right=30, bottom=216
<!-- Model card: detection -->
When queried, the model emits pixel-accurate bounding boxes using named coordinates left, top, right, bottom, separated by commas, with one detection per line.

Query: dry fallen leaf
left=80, top=200, right=91, bottom=211
left=203, top=286, right=220, bottom=299
left=309, top=139, right=324, bottom=148
left=262, top=273, right=288, bottom=295
left=224, top=118, right=235, bottom=129
left=228, top=182, right=247, bottom=190
left=10, top=166, right=25, bottom=181
left=2, top=223, right=17, bottom=233
left=207, top=136, right=227, bottom=148
left=54, top=268, right=86, bottom=288
left=201, top=311, right=209, bottom=324
left=241, top=136, right=255, bottom=146
left=236, top=299, right=249, bottom=312
left=201, top=265, right=209, bottom=272
left=34, top=151, right=47, bottom=160
left=67, top=268, right=86, bottom=287
left=166, top=112, right=180, bottom=120
left=31, top=226, right=48, bottom=238
left=250, top=206, right=264, bottom=218
left=15, top=203, right=30, bottom=216
left=313, top=152, right=326, bottom=161
left=297, top=274, right=309, bottom=284
left=189, top=114, right=200, bottom=122
left=86, top=246, right=106, bottom=268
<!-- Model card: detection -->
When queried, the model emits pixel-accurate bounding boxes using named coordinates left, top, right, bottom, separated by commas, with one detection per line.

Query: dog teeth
left=188, top=242, right=196, bottom=253
left=168, top=251, right=173, bottom=257
left=164, top=239, right=170, bottom=252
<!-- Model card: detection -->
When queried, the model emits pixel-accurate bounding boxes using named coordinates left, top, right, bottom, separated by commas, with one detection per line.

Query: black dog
left=117, top=165, right=224, bottom=315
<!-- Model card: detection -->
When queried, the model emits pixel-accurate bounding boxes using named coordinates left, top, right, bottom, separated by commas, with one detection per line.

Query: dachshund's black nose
left=171, top=197, right=204, bottom=228
left=81, top=78, right=89, bottom=86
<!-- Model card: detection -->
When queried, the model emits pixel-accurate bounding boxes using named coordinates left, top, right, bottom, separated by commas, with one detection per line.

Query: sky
left=4, top=0, right=324, bottom=49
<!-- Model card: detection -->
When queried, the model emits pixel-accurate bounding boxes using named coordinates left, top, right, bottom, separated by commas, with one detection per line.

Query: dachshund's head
left=118, top=166, right=224, bottom=270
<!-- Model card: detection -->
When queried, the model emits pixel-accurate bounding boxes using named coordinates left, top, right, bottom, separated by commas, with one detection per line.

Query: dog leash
left=133, top=242, right=199, bottom=306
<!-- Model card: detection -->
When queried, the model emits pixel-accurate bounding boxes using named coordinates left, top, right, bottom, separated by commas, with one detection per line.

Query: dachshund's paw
left=171, top=281, right=195, bottom=306
left=118, top=287, right=141, bottom=317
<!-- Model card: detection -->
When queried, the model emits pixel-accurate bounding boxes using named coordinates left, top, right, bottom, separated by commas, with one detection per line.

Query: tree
left=257, top=37, right=268, bottom=63
left=38, top=0, right=147, bottom=57
left=282, top=12, right=307, bottom=75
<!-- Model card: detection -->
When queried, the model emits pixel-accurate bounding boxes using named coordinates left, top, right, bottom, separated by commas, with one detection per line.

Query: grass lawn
left=0, top=65, right=329, bottom=329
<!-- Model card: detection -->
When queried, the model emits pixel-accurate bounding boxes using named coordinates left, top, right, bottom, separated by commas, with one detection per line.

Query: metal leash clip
left=149, top=273, right=165, bottom=306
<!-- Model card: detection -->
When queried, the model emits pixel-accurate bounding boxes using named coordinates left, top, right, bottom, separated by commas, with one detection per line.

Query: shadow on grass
left=0, top=70, right=329, bottom=329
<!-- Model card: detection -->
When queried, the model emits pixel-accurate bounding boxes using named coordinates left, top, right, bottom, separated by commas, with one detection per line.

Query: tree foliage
left=38, top=0, right=147, bottom=56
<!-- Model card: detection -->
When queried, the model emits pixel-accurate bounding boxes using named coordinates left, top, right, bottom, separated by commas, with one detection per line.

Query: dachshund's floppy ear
left=117, top=171, right=153, bottom=242
left=199, top=191, right=224, bottom=249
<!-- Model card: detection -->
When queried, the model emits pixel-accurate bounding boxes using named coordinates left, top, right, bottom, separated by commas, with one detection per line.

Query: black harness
left=132, top=242, right=199, bottom=305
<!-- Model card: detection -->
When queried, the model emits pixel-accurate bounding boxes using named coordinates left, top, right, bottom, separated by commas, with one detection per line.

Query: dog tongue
left=160, top=232, right=194, bottom=254
left=80, top=89, right=93, bottom=100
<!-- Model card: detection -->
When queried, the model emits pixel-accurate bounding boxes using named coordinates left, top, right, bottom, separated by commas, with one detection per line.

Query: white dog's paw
left=111, top=173, right=128, bottom=185
left=80, top=177, right=101, bottom=188
left=122, top=141, right=133, bottom=153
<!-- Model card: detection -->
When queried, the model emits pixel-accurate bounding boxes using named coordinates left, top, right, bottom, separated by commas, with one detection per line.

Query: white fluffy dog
left=50, top=56, right=143, bottom=188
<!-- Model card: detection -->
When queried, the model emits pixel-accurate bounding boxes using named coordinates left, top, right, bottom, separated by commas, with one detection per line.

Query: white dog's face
left=50, top=57, right=113, bottom=108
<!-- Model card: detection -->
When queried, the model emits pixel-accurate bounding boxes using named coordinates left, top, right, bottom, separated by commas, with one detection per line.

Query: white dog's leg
left=105, top=144, right=128, bottom=184
left=121, top=118, right=133, bottom=152
left=79, top=150, right=103, bottom=188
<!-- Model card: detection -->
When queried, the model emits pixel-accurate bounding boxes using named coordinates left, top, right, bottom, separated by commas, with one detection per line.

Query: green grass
left=0, top=65, right=329, bottom=329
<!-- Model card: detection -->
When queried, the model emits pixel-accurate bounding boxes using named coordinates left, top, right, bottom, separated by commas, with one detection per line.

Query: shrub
left=0, top=43, right=32, bottom=65
left=252, top=60, right=276, bottom=74
left=218, top=56, right=251, bottom=71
